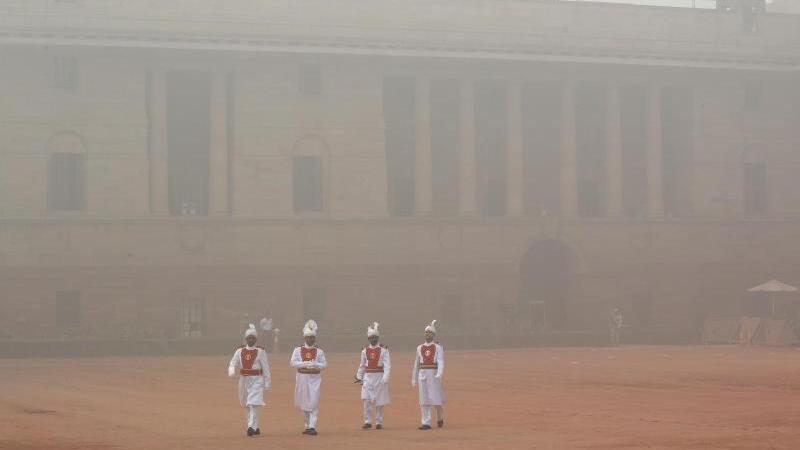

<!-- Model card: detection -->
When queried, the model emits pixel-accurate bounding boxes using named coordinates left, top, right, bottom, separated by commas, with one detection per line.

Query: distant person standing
left=290, top=320, right=327, bottom=436
left=609, top=308, right=624, bottom=346
left=273, top=327, right=281, bottom=353
left=355, top=322, right=391, bottom=430
left=412, top=320, right=446, bottom=430
left=227, top=324, right=271, bottom=437
left=260, top=316, right=274, bottom=352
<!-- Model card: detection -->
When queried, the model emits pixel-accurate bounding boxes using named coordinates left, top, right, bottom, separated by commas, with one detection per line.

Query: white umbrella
left=748, top=280, right=799, bottom=317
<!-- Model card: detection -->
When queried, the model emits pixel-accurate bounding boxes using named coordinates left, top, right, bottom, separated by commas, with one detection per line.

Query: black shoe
left=362, top=423, right=372, bottom=430
left=437, top=420, right=444, bottom=428
left=307, top=428, right=318, bottom=436
left=302, top=429, right=311, bottom=435
left=247, top=427, right=256, bottom=436
left=254, top=428, right=261, bottom=435
left=418, top=425, right=431, bottom=430
left=375, top=424, right=383, bottom=430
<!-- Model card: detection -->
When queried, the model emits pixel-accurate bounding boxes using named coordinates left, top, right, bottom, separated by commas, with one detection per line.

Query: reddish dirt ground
left=1, top=346, right=800, bottom=449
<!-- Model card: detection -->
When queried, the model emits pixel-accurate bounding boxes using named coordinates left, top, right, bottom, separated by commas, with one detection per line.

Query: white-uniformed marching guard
left=228, top=324, right=271, bottom=437
left=412, top=320, right=446, bottom=430
left=290, top=319, right=327, bottom=435
left=355, top=322, right=391, bottom=430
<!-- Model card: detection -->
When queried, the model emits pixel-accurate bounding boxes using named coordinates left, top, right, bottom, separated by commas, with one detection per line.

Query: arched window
left=46, top=132, right=86, bottom=212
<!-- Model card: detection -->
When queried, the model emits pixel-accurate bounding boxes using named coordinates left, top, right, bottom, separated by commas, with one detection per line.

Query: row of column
left=414, top=79, right=665, bottom=218
left=149, top=70, right=664, bottom=219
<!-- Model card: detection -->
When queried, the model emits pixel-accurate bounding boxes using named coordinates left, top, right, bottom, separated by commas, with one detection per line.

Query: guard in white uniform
left=412, top=320, right=446, bottom=430
left=227, top=324, right=271, bottom=436
left=355, top=322, right=391, bottom=430
left=290, top=319, right=327, bottom=436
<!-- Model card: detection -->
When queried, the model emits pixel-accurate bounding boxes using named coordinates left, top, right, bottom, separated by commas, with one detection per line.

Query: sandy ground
left=1, top=345, right=800, bottom=450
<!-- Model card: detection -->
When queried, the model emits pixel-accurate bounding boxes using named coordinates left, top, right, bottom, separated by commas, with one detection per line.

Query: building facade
left=1, top=0, right=799, bottom=342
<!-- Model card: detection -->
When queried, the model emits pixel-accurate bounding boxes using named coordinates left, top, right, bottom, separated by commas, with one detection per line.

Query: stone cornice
left=1, top=0, right=799, bottom=70
left=1, top=29, right=797, bottom=71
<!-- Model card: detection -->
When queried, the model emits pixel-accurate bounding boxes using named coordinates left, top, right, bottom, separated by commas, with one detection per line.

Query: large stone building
left=1, top=0, right=799, bottom=343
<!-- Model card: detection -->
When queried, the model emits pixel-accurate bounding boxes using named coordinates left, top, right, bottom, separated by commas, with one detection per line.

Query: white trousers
left=420, top=405, right=444, bottom=426
left=246, top=405, right=260, bottom=430
left=303, top=409, right=319, bottom=429
left=363, top=400, right=385, bottom=425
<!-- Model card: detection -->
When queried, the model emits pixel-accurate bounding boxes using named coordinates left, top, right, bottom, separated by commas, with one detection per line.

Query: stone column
left=560, top=81, right=578, bottom=218
left=149, top=69, right=169, bottom=215
left=415, top=77, right=432, bottom=216
left=507, top=81, right=523, bottom=216
left=606, top=84, right=623, bottom=218
left=209, top=71, right=229, bottom=215
left=459, top=79, right=476, bottom=215
left=646, top=84, right=664, bottom=218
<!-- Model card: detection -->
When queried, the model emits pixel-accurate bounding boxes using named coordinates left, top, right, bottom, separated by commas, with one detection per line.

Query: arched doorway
left=519, top=239, right=577, bottom=331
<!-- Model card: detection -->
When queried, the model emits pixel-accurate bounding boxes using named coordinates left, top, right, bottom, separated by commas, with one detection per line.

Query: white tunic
left=412, top=342, right=446, bottom=406
left=355, top=345, right=391, bottom=406
left=227, top=346, right=271, bottom=407
left=290, top=345, right=327, bottom=411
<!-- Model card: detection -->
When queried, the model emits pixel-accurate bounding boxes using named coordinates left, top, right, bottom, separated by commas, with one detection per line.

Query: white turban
left=244, top=323, right=257, bottom=338
left=425, top=319, right=437, bottom=334
left=303, top=319, right=318, bottom=337
left=367, top=322, right=380, bottom=337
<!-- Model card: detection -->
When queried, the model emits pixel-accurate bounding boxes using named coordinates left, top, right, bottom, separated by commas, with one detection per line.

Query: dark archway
left=519, top=239, right=577, bottom=330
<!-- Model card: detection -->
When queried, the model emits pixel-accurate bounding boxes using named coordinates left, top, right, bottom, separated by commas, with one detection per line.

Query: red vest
left=420, top=343, right=438, bottom=369
left=365, top=346, right=383, bottom=373
left=301, top=347, right=318, bottom=361
left=298, top=346, right=320, bottom=374
left=239, top=347, right=262, bottom=376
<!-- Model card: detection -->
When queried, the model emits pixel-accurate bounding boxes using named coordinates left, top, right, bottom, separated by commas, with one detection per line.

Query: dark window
left=576, top=84, right=606, bottom=218
left=661, top=87, right=694, bottom=218
left=180, top=298, right=205, bottom=338
left=430, top=79, right=461, bottom=216
left=521, top=82, right=561, bottom=216
left=621, top=85, right=647, bottom=218
left=383, top=76, right=416, bottom=217
left=166, top=72, right=211, bottom=216
left=303, top=288, right=326, bottom=321
left=54, top=57, right=79, bottom=89
left=293, top=155, right=323, bottom=212
left=55, top=290, right=81, bottom=329
left=298, top=64, right=322, bottom=96
left=741, top=1, right=765, bottom=33
left=48, top=153, right=86, bottom=211
left=474, top=80, right=508, bottom=217
left=744, top=80, right=762, bottom=110
left=743, top=162, right=767, bottom=215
